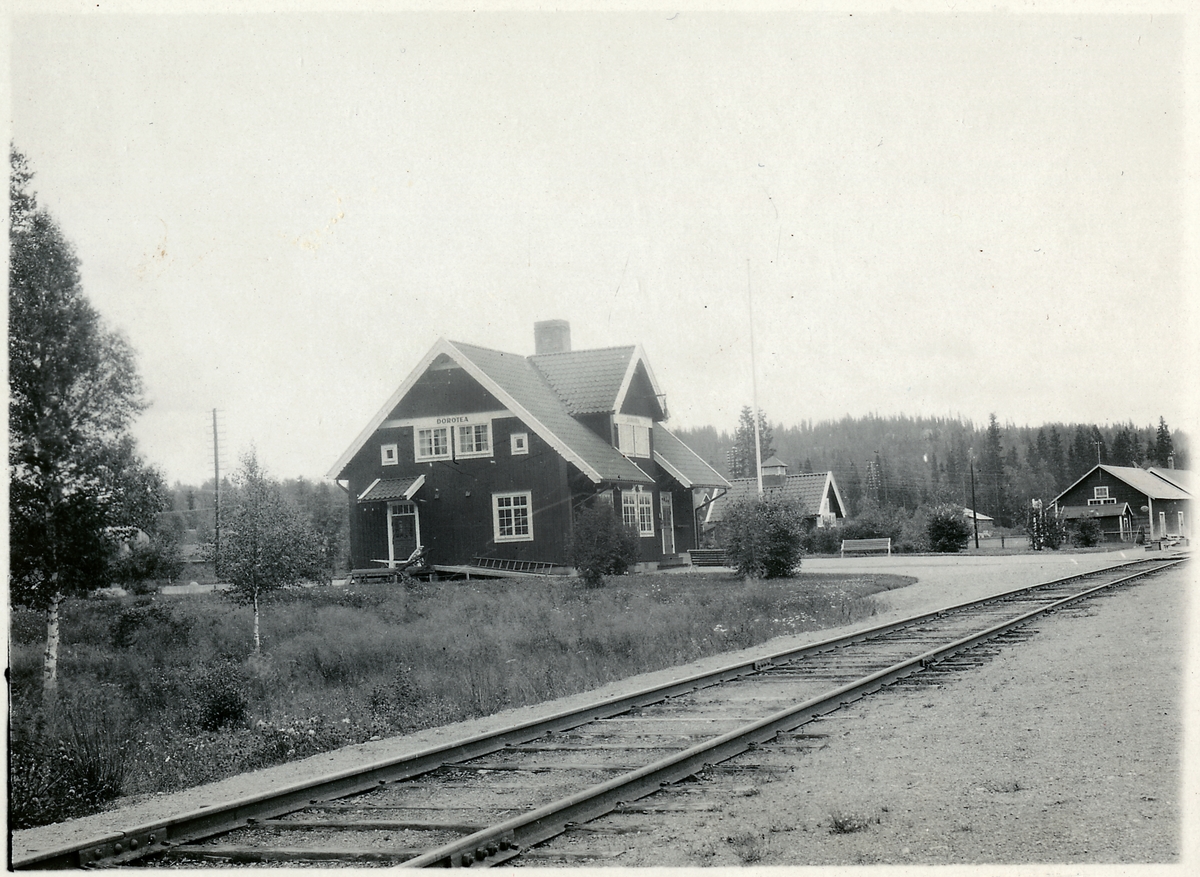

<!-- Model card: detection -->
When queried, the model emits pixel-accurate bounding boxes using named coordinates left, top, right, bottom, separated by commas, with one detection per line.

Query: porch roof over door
left=357, top=474, right=426, bottom=503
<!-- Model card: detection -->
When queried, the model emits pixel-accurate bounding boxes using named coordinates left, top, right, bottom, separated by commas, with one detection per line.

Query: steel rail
left=399, top=558, right=1180, bottom=867
left=11, top=556, right=1182, bottom=869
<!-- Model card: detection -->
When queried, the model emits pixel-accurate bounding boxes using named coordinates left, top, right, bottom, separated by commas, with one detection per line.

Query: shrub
left=8, top=698, right=132, bottom=829
left=927, top=504, right=972, bottom=552
left=898, top=507, right=931, bottom=553
left=843, top=505, right=902, bottom=542
left=802, top=526, right=843, bottom=555
left=568, top=502, right=640, bottom=587
left=109, top=538, right=185, bottom=591
left=721, top=496, right=806, bottom=579
left=1072, top=517, right=1103, bottom=548
left=109, top=599, right=193, bottom=650
left=185, top=661, right=250, bottom=731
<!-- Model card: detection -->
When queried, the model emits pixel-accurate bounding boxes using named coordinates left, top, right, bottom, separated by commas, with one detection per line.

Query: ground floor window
left=493, top=491, right=533, bottom=542
left=622, top=488, right=654, bottom=536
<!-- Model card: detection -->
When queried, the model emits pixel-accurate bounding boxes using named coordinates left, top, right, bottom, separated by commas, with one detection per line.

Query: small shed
left=962, top=507, right=994, bottom=536
left=705, top=459, right=847, bottom=543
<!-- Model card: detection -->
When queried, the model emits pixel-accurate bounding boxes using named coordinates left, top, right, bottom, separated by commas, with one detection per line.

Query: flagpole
left=747, top=260, right=763, bottom=497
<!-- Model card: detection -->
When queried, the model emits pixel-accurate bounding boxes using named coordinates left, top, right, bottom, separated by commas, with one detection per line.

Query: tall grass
left=8, top=571, right=911, bottom=827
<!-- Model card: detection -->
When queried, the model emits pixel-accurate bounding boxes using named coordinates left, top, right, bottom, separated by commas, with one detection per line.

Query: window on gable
left=1094, top=486, right=1109, bottom=500
left=416, top=427, right=450, bottom=461
left=616, top=419, right=651, bottom=458
left=380, top=443, right=399, bottom=466
left=457, top=423, right=492, bottom=458
left=493, top=491, right=533, bottom=542
left=510, top=432, right=529, bottom=455
left=621, top=487, right=654, bottom=536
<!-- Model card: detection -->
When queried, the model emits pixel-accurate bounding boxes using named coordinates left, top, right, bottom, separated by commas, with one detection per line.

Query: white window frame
left=1094, top=486, right=1109, bottom=500
left=614, top=414, right=652, bottom=458
left=415, top=426, right=451, bottom=461
left=380, top=443, right=399, bottom=466
left=493, top=491, right=534, bottom=542
left=622, top=487, right=654, bottom=537
left=510, top=432, right=529, bottom=455
left=456, top=422, right=493, bottom=459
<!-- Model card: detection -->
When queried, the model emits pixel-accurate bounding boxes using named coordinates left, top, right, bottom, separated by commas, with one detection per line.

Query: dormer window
left=615, top=414, right=652, bottom=458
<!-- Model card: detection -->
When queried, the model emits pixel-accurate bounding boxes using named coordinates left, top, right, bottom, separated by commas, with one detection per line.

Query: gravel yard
left=12, top=549, right=1192, bottom=869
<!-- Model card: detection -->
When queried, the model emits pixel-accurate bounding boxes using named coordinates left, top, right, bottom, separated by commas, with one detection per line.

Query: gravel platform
left=535, top=557, right=1192, bottom=868
left=10, top=548, right=1192, bottom=869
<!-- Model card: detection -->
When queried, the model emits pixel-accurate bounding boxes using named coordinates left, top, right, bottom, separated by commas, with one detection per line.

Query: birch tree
left=8, top=147, right=161, bottom=706
left=219, top=451, right=320, bottom=653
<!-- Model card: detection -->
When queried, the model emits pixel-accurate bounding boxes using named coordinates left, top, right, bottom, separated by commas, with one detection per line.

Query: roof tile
left=529, top=347, right=636, bottom=415
left=449, top=341, right=652, bottom=485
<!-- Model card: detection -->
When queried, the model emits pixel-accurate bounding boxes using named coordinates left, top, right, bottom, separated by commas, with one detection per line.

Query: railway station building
left=328, top=321, right=729, bottom=576
left=1052, top=463, right=1191, bottom=543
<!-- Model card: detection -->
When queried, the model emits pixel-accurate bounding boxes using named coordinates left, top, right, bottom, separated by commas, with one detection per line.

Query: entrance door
left=389, top=502, right=420, bottom=566
left=660, top=492, right=675, bottom=556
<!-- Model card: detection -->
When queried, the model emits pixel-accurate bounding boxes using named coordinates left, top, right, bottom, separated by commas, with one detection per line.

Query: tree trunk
left=252, top=590, right=261, bottom=654
left=42, top=587, right=63, bottom=709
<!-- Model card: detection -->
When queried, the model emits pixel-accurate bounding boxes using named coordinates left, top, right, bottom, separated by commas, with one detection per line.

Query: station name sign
left=382, top=410, right=511, bottom=430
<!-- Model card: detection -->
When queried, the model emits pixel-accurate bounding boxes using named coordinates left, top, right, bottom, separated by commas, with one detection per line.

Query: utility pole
left=1093, top=439, right=1102, bottom=465
left=212, top=409, right=221, bottom=573
left=746, top=259, right=763, bottom=498
left=969, top=450, right=980, bottom=549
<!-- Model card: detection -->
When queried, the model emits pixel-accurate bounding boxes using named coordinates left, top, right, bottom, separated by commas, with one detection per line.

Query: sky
left=9, top=7, right=1194, bottom=486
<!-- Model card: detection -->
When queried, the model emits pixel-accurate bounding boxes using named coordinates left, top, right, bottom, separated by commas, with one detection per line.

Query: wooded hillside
left=675, top=414, right=1188, bottom=528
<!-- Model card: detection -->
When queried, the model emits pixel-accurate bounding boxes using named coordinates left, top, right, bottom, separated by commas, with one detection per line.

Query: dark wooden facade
left=332, top=335, right=725, bottom=572
left=1053, top=465, right=1190, bottom=542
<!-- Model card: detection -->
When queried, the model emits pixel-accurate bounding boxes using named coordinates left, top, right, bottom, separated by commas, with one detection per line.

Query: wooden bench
left=689, top=548, right=729, bottom=567
left=840, top=537, right=892, bottom=557
left=347, top=567, right=402, bottom=584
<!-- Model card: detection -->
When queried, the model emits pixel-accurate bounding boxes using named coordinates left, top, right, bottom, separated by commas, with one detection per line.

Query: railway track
left=15, top=555, right=1184, bottom=869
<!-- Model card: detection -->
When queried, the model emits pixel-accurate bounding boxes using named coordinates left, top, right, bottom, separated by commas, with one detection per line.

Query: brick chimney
left=534, top=320, right=571, bottom=354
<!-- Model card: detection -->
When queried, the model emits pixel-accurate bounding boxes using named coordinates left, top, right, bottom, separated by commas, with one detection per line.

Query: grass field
left=8, top=569, right=913, bottom=828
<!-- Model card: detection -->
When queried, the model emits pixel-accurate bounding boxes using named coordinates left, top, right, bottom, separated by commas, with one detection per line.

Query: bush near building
left=567, top=502, right=640, bottom=587
left=721, top=496, right=806, bottom=578
left=926, top=504, right=972, bottom=552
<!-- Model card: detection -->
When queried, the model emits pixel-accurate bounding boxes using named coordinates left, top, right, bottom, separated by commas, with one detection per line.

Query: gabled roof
left=652, top=425, right=730, bottom=490
left=530, top=344, right=664, bottom=417
left=963, top=507, right=994, bottom=523
left=1149, top=467, right=1192, bottom=492
left=1053, top=464, right=1191, bottom=505
left=706, top=471, right=843, bottom=524
left=358, top=474, right=425, bottom=503
left=329, top=338, right=653, bottom=485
